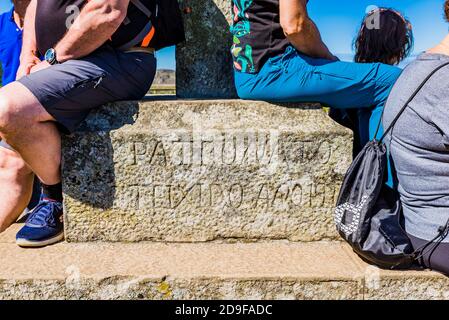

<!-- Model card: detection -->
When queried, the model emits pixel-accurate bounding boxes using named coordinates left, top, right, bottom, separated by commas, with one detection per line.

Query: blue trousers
left=234, top=46, right=401, bottom=186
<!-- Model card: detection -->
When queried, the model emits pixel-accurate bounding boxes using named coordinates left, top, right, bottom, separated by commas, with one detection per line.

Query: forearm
left=55, top=0, right=129, bottom=62
left=286, top=19, right=335, bottom=60
left=280, top=0, right=335, bottom=60
left=20, top=0, right=38, bottom=63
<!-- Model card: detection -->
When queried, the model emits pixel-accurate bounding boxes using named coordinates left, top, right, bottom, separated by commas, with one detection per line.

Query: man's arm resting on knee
left=55, top=0, right=130, bottom=62
left=279, top=0, right=336, bottom=60
left=17, top=0, right=40, bottom=79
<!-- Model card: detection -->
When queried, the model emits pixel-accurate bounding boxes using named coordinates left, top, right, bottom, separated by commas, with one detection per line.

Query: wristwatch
left=44, top=48, right=59, bottom=65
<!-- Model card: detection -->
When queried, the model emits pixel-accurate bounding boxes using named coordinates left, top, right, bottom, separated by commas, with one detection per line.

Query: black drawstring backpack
left=334, top=61, right=449, bottom=270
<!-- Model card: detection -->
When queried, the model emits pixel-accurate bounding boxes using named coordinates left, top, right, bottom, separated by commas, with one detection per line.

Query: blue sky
left=2, top=1, right=448, bottom=69
left=308, top=0, right=448, bottom=57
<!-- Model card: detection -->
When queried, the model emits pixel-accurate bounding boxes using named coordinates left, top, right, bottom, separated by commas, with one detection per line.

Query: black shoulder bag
left=334, top=61, right=449, bottom=270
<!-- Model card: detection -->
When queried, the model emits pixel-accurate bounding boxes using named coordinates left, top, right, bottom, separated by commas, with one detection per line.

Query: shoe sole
left=16, top=232, right=65, bottom=248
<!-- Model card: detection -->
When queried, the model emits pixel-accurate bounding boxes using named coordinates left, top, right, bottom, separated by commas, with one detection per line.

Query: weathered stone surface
left=0, top=278, right=363, bottom=300
left=364, top=275, right=449, bottom=300
left=0, top=233, right=446, bottom=300
left=176, top=0, right=237, bottom=98
left=349, top=253, right=449, bottom=300
left=0, top=239, right=364, bottom=300
left=62, top=99, right=352, bottom=242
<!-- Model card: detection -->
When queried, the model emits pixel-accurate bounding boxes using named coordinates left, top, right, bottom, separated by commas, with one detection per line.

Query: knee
left=0, top=94, right=32, bottom=136
left=386, top=65, right=402, bottom=85
left=0, top=95, right=17, bottom=134
left=375, top=63, right=402, bottom=88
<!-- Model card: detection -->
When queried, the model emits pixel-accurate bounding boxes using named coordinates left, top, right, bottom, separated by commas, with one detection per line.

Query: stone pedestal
left=62, top=99, right=352, bottom=242
left=176, top=0, right=237, bottom=98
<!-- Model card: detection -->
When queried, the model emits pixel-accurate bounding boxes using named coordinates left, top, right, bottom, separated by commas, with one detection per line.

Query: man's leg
left=2, top=48, right=156, bottom=247
left=0, top=82, right=61, bottom=186
left=0, top=147, right=34, bottom=232
left=0, top=82, right=64, bottom=244
left=28, top=177, right=42, bottom=210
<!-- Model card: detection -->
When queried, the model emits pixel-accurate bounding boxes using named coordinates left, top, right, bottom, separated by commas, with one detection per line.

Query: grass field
left=149, top=84, right=176, bottom=95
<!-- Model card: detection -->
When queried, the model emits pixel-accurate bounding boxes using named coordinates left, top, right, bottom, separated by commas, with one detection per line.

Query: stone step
left=61, top=99, right=352, bottom=242
left=0, top=225, right=446, bottom=300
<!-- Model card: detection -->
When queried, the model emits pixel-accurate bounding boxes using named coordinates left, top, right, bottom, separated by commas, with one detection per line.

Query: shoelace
left=26, top=201, right=61, bottom=227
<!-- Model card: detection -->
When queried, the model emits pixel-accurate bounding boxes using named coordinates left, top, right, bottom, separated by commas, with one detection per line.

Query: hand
left=16, top=55, right=41, bottom=79
left=324, top=51, right=340, bottom=62
left=29, top=60, right=51, bottom=74
left=330, top=55, right=340, bottom=62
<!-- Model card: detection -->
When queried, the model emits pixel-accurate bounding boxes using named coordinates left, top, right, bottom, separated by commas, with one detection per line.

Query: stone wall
left=62, top=100, right=352, bottom=242
left=176, top=0, right=237, bottom=98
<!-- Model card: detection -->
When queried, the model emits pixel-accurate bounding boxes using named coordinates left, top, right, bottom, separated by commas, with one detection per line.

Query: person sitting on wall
left=383, top=0, right=449, bottom=275
left=230, top=0, right=402, bottom=151
left=331, top=7, right=413, bottom=163
left=0, top=0, right=157, bottom=247
left=0, top=0, right=41, bottom=222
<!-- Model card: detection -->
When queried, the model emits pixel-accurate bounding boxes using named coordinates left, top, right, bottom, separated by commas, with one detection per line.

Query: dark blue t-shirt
left=0, top=8, right=22, bottom=85
left=35, top=0, right=85, bottom=55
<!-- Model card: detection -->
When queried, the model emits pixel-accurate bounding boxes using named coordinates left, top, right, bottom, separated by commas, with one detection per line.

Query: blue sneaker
left=16, top=199, right=64, bottom=247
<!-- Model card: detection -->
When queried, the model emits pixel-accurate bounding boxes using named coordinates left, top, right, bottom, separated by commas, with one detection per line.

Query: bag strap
left=377, top=60, right=449, bottom=143
left=102, top=0, right=151, bottom=26
left=130, top=0, right=152, bottom=17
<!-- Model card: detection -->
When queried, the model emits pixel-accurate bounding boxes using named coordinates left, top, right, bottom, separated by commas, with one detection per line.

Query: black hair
left=354, top=8, right=413, bottom=65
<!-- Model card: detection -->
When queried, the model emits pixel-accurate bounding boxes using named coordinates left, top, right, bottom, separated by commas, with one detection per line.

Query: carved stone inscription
left=115, top=181, right=338, bottom=211
left=115, top=131, right=335, bottom=168
left=111, top=130, right=340, bottom=212
left=63, top=100, right=352, bottom=242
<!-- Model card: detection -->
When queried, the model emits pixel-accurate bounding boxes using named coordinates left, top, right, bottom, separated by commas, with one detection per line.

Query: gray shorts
left=18, top=45, right=156, bottom=133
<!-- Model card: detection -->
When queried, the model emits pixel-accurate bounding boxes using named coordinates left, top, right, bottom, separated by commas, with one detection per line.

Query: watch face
left=45, top=48, right=55, bottom=63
